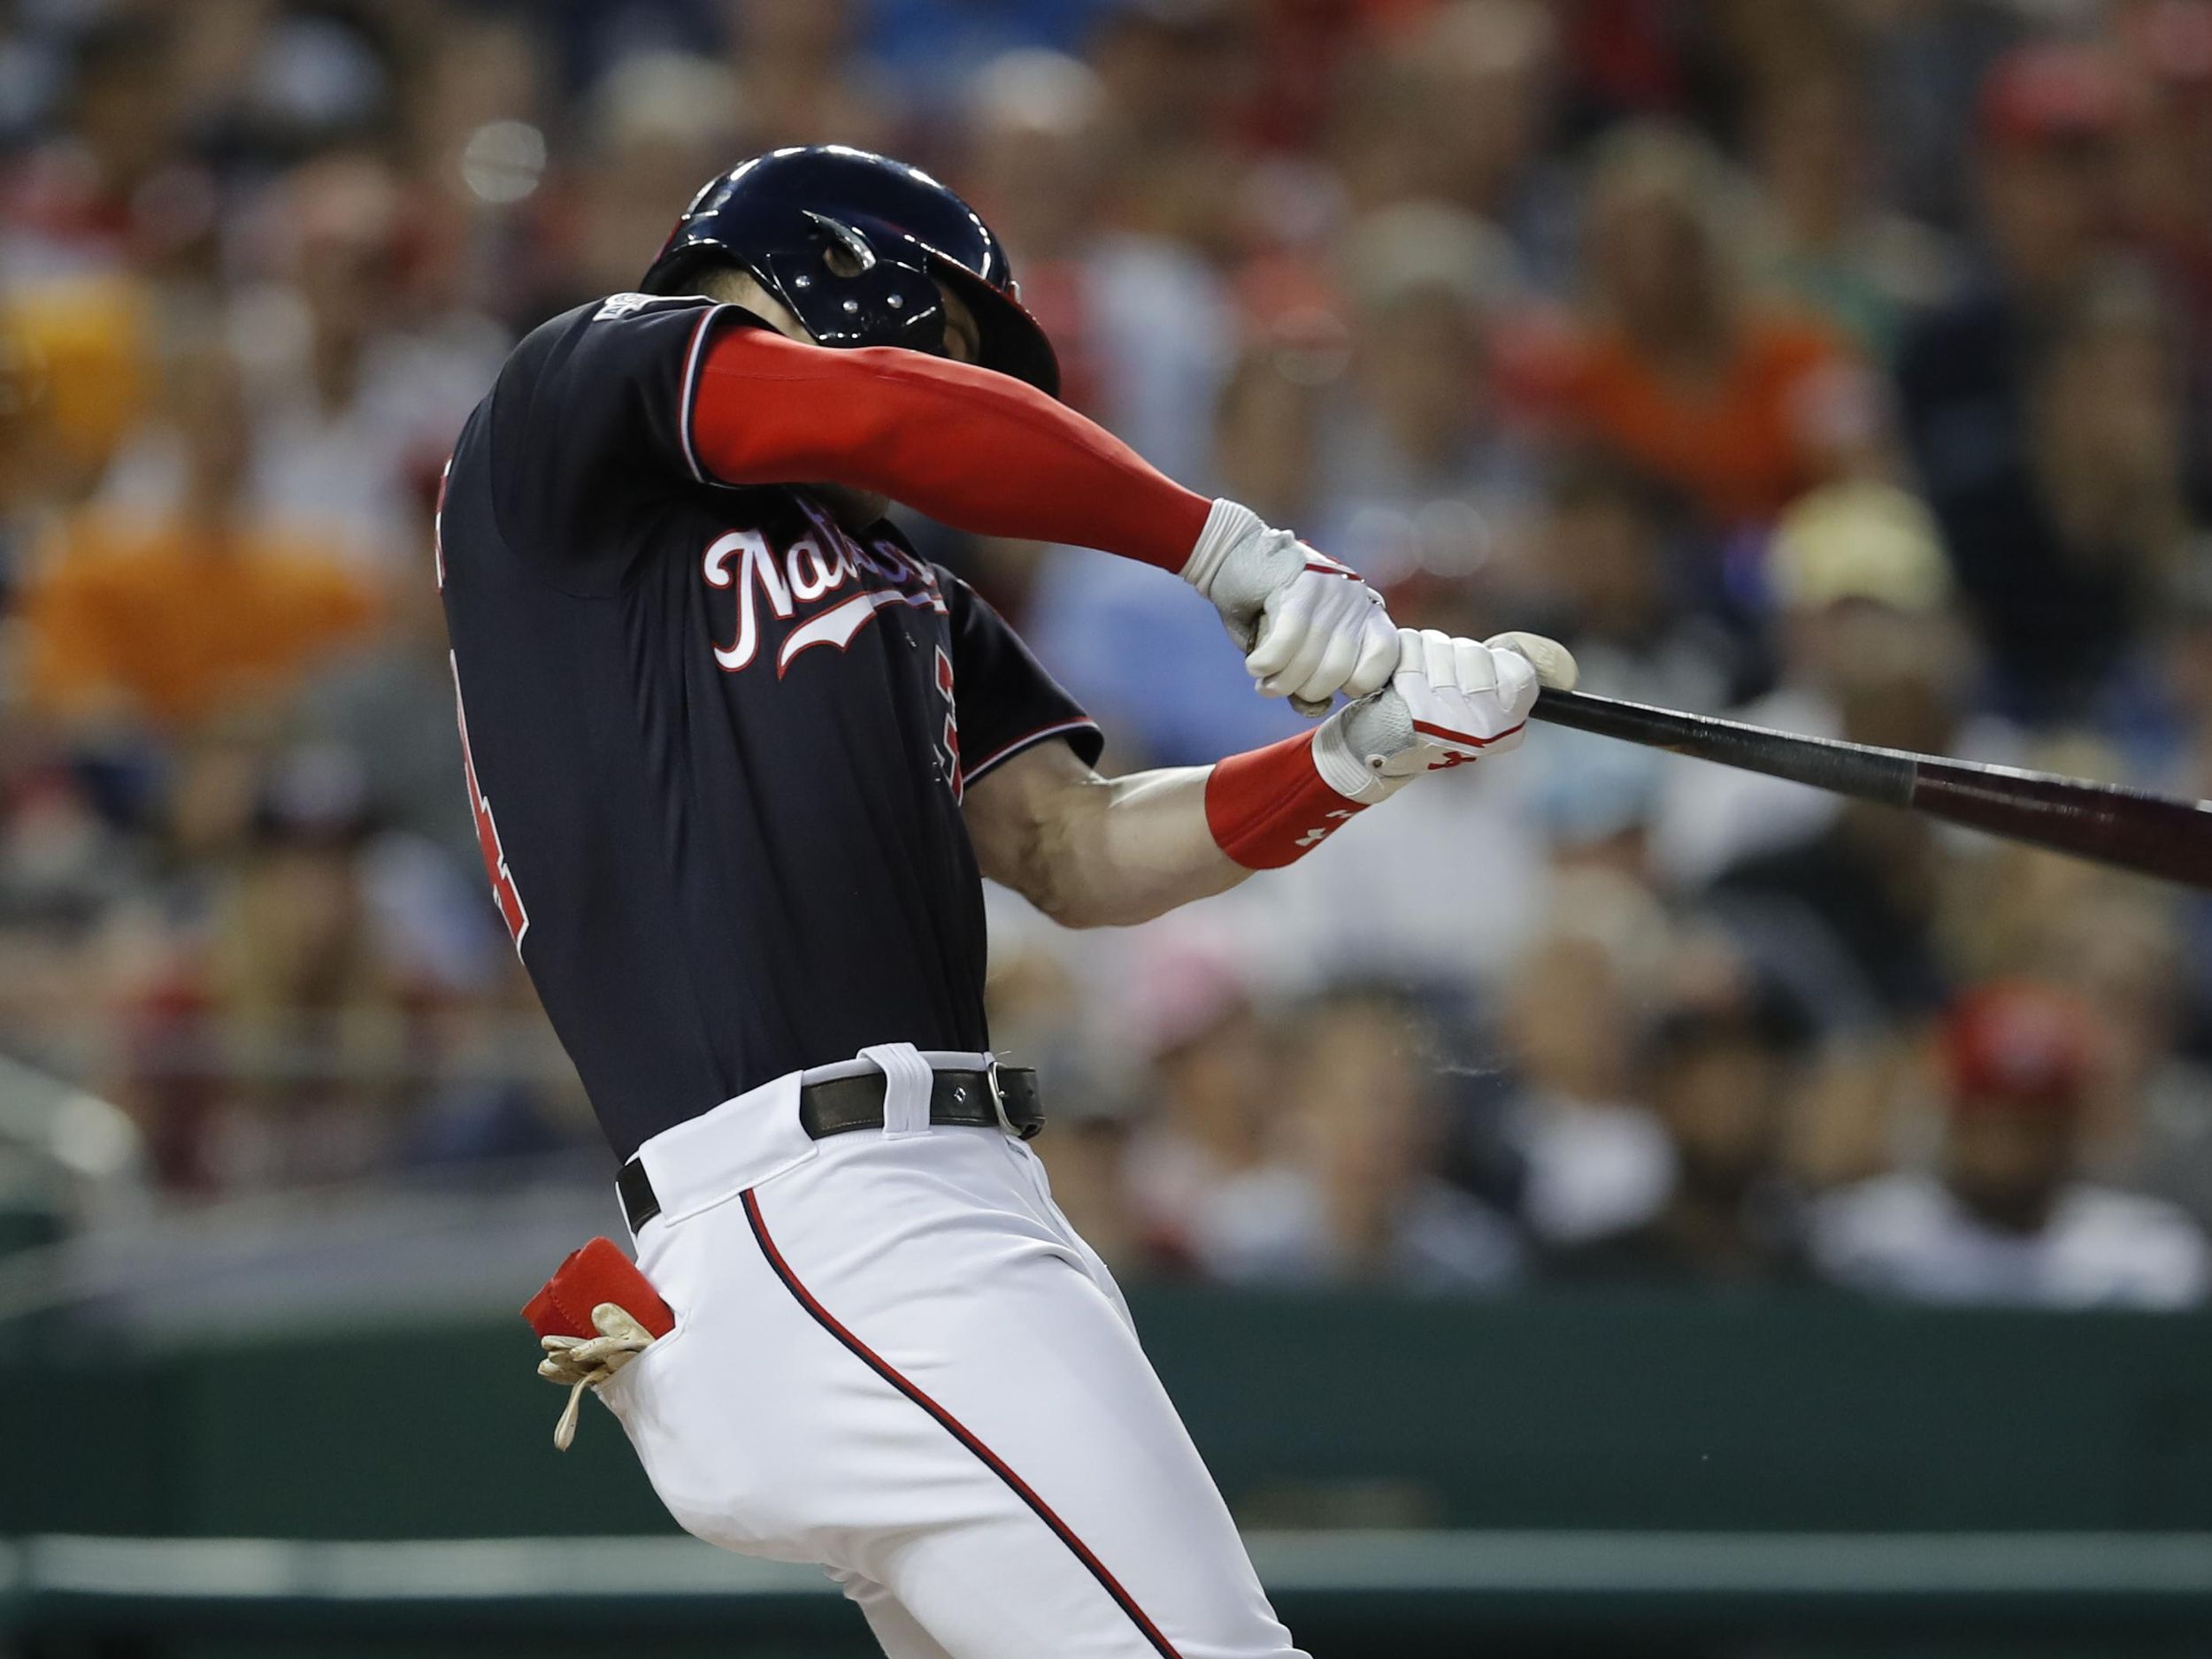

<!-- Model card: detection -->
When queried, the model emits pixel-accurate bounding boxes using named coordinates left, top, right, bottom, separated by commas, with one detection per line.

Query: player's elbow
left=1027, top=879, right=1169, bottom=931
left=1022, top=836, right=1187, bottom=929
left=1002, top=837, right=1118, bottom=929
left=967, top=749, right=1175, bottom=928
left=1025, top=887, right=1097, bottom=928
left=979, top=790, right=1135, bottom=929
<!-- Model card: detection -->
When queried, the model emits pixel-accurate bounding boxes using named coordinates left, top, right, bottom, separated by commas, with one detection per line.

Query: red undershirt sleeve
left=687, top=327, right=1212, bottom=572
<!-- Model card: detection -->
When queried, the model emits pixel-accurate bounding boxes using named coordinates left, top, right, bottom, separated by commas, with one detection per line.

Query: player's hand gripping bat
left=1529, top=687, right=2212, bottom=891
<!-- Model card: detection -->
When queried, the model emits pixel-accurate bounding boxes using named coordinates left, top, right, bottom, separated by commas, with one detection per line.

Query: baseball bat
left=1528, top=687, right=2212, bottom=890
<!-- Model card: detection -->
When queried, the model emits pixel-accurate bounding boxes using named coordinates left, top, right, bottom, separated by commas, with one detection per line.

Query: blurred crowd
left=4, top=0, right=2212, bottom=1310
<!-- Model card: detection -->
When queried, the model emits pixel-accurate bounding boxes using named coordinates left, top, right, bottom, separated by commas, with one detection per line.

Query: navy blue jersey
left=437, top=295, right=1102, bottom=1157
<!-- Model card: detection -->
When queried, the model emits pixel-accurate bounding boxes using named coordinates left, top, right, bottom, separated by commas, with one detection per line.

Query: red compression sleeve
left=1205, top=732, right=1368, bottom=870
left=689, top=328, right=1212, bottom=570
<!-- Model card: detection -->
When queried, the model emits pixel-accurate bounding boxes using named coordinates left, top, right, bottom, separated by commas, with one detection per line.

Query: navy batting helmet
left=641, top=145, right=1059, bottom=397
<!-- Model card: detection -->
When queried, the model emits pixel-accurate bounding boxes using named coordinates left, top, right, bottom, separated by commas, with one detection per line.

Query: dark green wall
left=13, top=1289, right=2212, bottom=1540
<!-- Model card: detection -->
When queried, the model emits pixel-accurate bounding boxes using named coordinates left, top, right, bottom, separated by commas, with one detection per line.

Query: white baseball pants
left=600, top=1045, right=1307, bottom=1659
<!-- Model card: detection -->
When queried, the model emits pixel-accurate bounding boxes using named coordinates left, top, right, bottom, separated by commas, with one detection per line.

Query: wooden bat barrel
left=1529, top=687, right=2212, bottom=891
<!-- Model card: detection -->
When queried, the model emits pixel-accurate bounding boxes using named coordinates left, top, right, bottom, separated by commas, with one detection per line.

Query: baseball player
left=443, top=146, right=1572, bottom=1659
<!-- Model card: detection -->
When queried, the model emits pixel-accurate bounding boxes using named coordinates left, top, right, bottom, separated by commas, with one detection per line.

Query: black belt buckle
left=988, top=1058, right=1041, bottom=1141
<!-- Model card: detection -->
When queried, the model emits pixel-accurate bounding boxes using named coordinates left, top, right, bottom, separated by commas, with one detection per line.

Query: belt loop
left=858, top=1042, right=934, bottom=1137
left=617, top=1159, right=661, bottom=1240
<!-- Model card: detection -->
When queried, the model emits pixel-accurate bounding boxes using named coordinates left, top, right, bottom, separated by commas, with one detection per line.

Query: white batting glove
left=1181, top=499, right=1399, bottom=713
left=538, top=1302, right=657, bottom=1450
left=1308, top=627, right=1578, bottom=803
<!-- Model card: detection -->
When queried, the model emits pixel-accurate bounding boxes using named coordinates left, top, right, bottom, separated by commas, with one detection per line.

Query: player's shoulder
left=927, top=562, right=1014, bottom=634
left=564, top=289, right=726, bottom=337
left=480, top=295, right=776, bottom=479
left=932, top=559, right=1020, bottom=614
left=502, top=293, right=715, bottom=380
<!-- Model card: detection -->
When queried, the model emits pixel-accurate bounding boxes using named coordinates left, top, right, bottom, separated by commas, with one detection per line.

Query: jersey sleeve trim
left=677, top=303, right=733, bottom=484
left=960, top=718, right=1102, bottom=790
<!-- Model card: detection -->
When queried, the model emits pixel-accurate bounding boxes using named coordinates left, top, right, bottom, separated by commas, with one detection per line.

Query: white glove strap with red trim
left=1312, top=698, right=1405, bottom=804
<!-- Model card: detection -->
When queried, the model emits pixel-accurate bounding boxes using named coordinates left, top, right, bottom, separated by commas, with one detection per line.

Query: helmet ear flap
left=761, top=237, right=945, bottom=358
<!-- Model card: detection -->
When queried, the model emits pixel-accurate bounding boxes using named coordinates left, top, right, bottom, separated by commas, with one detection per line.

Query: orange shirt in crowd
left=1548, top=316, right=1847, bottom=528
left=20, top=511, right=378, bottom=729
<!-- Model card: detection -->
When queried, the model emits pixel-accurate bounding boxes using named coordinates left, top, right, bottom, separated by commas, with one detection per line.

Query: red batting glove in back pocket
left=523, top=1236, right=675, bottom=1340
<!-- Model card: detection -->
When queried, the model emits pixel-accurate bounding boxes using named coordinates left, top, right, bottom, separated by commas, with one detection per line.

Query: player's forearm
left=970, top=630, right=1578, bottom=927
left=692, top=331, right=1210, bottom=568
left=966, top=745, right=1249, bottom=929
left=1044, top=766, right=1253, bottom=928
left=970, top=721, right=1394, bottom=929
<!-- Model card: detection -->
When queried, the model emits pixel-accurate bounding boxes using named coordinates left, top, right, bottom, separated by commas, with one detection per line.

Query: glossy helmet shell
left=641, top=144, right=1059, bottom=397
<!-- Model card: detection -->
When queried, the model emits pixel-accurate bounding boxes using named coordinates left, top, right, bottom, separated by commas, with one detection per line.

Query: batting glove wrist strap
left=1179, top=498, right=1275, bottom=605
left=1204, top=729, right=1372, bottom=869
left=1317, top=691, right=1418, bottom=804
